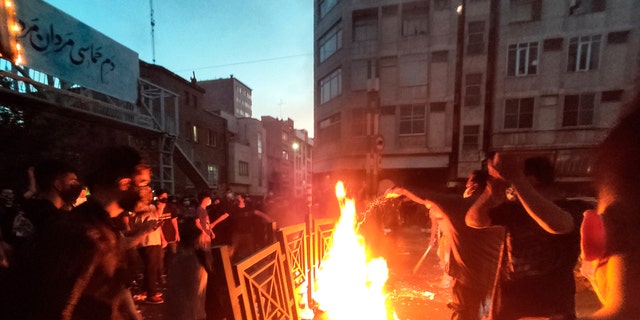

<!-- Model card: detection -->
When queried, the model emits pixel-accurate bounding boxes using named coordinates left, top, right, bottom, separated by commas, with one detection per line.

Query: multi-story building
left=199, top=76, right=253, bottom=118
left=313, top=0, right=639, bottom=194
left=218, top=111, right=268, bottom=198
left=140, top=61, right=229, bottom=196
left=261, top=116, right=313, bottom=200
left=292, top=129, right=314, bottom=199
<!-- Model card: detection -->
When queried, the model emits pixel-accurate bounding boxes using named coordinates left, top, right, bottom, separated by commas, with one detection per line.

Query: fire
left=313, top=181, right=394, bottom=319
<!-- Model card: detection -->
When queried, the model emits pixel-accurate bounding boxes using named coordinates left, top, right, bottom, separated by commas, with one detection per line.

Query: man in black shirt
left=466, top=154, right=591, bottom=320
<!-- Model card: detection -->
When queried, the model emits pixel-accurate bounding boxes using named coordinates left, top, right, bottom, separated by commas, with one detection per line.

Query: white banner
left=12, top=0, right=139, bottom=102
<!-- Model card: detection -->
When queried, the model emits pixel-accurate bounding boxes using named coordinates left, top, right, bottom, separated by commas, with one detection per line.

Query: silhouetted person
left=466, top=154, right=591, bottom=320
left=9, top=145, right=152, bottom=319
left=389, top=170, right=504, bottom=320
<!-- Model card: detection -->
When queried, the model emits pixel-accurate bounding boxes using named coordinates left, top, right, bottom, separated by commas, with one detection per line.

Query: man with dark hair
left=388, top=170, right=504, bottom=320
left=580, top=107, right=640, bottom=318
left=466, top=153, right=592, bottom=320
left=11, top=145, right=153, bottom=319
left=18, top=159, right=82, bottom=239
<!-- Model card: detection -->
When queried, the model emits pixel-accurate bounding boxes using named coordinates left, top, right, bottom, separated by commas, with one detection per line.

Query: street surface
left=137, top=226, right=601, bottom=319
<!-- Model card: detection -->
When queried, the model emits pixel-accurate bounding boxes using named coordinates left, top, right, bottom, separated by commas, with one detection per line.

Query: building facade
left=261, top=116, right=313, bottom=200
left=199, top=76, right=253, bottom=118
left=313, top=0, right=640, bottom=193
left=140, top=61, right=229, bottom=196
left=219, top=111, right=268, bottom=198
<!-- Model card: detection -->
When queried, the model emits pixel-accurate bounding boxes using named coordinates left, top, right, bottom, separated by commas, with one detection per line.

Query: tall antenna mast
left=150, top=0, right=156, bottom=64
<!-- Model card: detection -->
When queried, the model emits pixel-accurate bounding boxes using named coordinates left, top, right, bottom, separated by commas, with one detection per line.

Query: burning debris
left=311, top=182, right=396, bottom=320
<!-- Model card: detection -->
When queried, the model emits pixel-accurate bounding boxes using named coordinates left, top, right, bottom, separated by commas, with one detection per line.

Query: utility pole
left=150, top=0, right=156, bottom=64
left=483, top=0, right=499, bottom=156
left=449, top=0, right=466, bottom=188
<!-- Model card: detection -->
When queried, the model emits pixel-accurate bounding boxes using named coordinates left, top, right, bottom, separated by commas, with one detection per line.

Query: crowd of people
left=383, top=100, right=640, bottom=319
left=0, top=146, right=276, bottom=319
left=2, top=103, right=640, bottom=319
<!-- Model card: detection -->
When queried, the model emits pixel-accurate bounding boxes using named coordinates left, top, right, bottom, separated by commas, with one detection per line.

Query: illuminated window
left=567, top=35, right=601, bottom=72
left=399, top=104, right=426, bottom=135
left=320, top=68, right=342, bottom=104
left=319, top=22, right=343, bottom=63
left=187, top=122, right=198, bottom=143
left=507, top=42, right=538, bottom=76
left=207, top=164, right=219, bottom=185
left=563, top=93, right=595, bottom=127
left=504, top=98, right=534, bottom=129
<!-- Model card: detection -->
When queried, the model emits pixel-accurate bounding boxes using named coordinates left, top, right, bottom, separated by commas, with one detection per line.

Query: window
left=462, top=125, right=480, bottom=149
left=207, top=130, right=218, bottom=147
left=433, top=0, right=449, bottom=10
left=563, top=93, right=595, bottom=127
left=607, top=30, right=630, bottom=44
left=399, top=104, right=426, bottom=135
left=402, top=2, right=428, bottom=37
left=320, top=68, right=342, bottom=104
left=207, top=165, right=219, bottom=185
left=464, top=73, right=483, bottom=107
left=187, top=122, right=198, bottom=142
left=282, top=151, right=289, bottom=160
left=569, top=0, right=605, bottom=15
left=467, top=21, right=485, bottom=55
left=507, top=42, right=538, bottom=76
left=509, top=0, right=542, bottom=23
left=238, top=161, right=249, bottom=176
left=319, top=0, right=338, bottom=19
left=504, top=98, right=534, bottom=129
left=318, top=113, right=341, bottom=141
left=184, top=91, right=190, bottom=106
left=543, top=38, right=563, bottom=51
left=257, top=133, right=263, bottom=159
left=568, top=35, right=601, bottom=72
left=431, top=50, right=448, bottom=63
left=601, top=90, right=623, bottom=102
left=353, top=9, right=378, bottom=42
left=319, top=23, right=343, bottom=63
left=430, top=102, right=446, bottom=112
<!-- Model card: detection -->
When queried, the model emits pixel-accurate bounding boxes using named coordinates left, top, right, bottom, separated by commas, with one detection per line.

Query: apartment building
left=313, top=0, right=639, bottom=192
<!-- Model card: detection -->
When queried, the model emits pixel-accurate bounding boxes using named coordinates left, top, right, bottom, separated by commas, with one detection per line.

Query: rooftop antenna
left=150, top=0, right=156, bottom=64
left=278, top=99, right=284, bottom=119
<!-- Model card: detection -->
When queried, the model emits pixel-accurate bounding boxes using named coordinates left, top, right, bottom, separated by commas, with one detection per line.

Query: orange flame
left=314, top=181, right=394, bottom=319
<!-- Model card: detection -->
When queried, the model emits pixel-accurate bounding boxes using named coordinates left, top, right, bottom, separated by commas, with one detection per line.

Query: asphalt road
left=137, top=226, right=601, bottom=320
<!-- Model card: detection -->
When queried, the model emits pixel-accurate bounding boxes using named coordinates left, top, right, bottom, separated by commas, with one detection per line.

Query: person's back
left=489, top=197, right=589, bottom=319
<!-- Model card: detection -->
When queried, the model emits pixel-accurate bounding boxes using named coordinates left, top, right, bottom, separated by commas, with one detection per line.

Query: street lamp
left=292, top=142, right=300, bottom=151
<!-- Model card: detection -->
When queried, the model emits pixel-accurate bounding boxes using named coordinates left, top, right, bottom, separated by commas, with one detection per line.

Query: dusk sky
left=44, top=0, right=316, bottom=136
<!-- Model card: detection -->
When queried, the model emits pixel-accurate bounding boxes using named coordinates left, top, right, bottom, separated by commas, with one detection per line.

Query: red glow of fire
left=312, top=181, right=396, bottom=319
